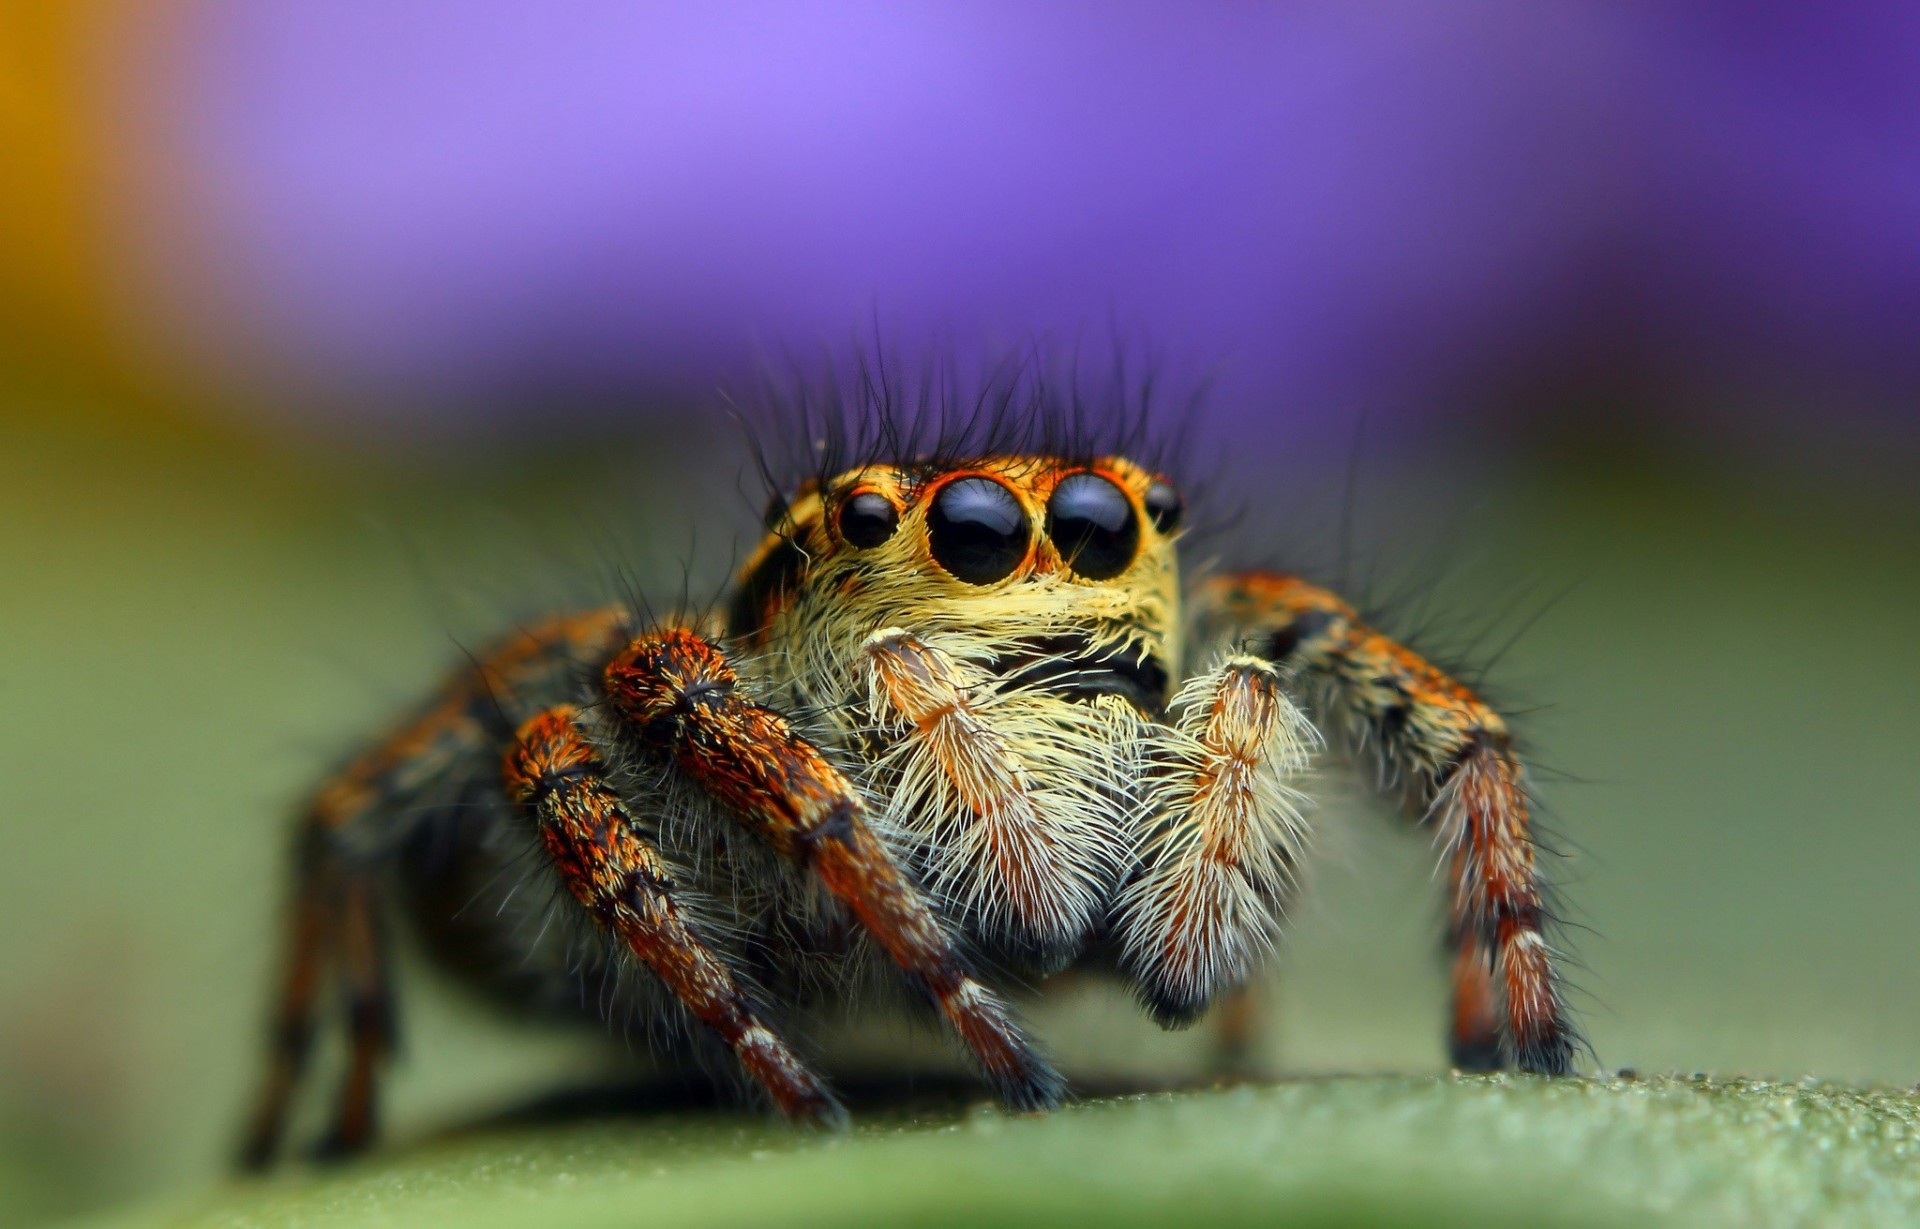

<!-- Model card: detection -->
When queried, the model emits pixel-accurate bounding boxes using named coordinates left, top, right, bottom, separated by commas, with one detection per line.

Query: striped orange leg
left=1191, top=573, right=1578, bottom=1076
left=1208, top=984, right=1268, bottom=1078
left=503, top=706, right=842, bottom=1125
left=603, top=627, right=1065, bottom=1111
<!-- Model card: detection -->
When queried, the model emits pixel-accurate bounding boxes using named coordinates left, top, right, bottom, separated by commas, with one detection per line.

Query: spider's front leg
left=603, top=627, right=1065, bottom=1111
left=502, top=705, right=842, bottom=1126
left=1191, top=572, right=1578, bottom=1076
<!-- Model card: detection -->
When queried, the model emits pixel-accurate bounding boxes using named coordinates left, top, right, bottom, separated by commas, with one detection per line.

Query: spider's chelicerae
left=240, top=386, right=1578, bottom=1166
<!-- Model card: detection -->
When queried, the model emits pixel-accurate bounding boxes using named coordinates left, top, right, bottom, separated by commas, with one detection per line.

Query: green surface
left=5, top=406, right=1920, bottom=1226
left=74, top=1077, right=1920, bottom=1229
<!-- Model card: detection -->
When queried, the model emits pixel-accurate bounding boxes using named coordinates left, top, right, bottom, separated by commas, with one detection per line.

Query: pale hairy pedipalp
left=859, top=627, right=1134, bottom=960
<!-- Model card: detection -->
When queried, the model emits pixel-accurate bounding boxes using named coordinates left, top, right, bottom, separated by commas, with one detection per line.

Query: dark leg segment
left=240, top=610, right=633, bottom=1168
left=238, top=825, right=340, bottom=1170
left=1192, top=573, right=1577, bottom=1075
left=317, top=874, right=396, bottom=1157
left=502, top=706, right=842, bottom=1125
left=604, top=627, right=1065, bottom=1110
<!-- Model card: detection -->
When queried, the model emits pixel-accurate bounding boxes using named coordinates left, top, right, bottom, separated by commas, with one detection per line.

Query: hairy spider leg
left=502, top=706, right=843, bottom=1125
left=238, top=820, right=343, bottom=1170
left=1190, top=573, right=1577, bottom=1076
left=1446, top=841, right=1503, bottom=1069
left=239, top=611, right=632, bottom=1168
left=1114, top=655, right=1317, bottom=1025
left=321, top=872, right=395, bottom=1158
left=240, top=738, right=424, bottom=1168
left=603, top=626, right=1066, bottom=1111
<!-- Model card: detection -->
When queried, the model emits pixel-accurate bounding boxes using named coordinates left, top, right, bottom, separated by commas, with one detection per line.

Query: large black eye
left=837, top=491, right=898, bottom=548
left=1144, top=480, right=1183, bottom=533
left=927, top=477, right=1030, bottom=584
left=1046, top=472, right=1140, bottom=579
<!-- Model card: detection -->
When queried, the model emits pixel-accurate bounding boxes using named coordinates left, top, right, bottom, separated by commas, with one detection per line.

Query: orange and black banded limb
left=242, top=610, right=1061, bottom=1167
left=502, top=705, right=843, bottom=1126
left=604, top=627, right=1065, bottom=1111
left=1191, top=572, right=1578, bottom=1076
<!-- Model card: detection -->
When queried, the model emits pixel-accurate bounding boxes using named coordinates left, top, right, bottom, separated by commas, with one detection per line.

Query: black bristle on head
left=729, top=336, right=1203, bottom=511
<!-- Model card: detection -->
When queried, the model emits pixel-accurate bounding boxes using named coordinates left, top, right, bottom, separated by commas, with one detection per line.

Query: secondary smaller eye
left=1143, top=481, right=1184, bottom=533
left=838, top=491, right=899, bottom=548
left=1046, top=472, right=1139, bottom=580
left=928, top=477, right=1030, bottom=584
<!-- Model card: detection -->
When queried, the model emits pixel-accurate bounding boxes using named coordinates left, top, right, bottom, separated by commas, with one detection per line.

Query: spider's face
left=730, top=454, right=1186, bottom=713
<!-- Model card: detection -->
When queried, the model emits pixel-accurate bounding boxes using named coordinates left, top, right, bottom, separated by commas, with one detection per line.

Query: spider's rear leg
left=502, top=706, right=842, bottom=1126
left=1192, top=573, right=1578, bottom=1076
left=1113, top=655, right=1318, bottom=1026
left=603, top=627, right=1065, bottom=1111
left=319, top=871, right=397, bottom=1158
left=238, top=819, right=344, bottom=1170
left=240, top=610, right=633, bottom=1169
left=240, top=767, right=409, bottom=1169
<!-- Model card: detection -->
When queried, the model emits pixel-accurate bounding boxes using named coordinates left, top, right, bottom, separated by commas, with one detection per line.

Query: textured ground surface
left=76, top=1076, right=1920, bottom=1229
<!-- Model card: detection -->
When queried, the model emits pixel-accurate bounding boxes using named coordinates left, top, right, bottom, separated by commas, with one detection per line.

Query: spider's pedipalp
left=602, top=625, right=1065, bottom=1110
left=1190, top=572, right=1579, bottom=1075
left=503, top=704, right=843, bottom=1126
left=1115, top=655, right=1318, bottom=1024
left=862, top=627, right=1126, bottom=967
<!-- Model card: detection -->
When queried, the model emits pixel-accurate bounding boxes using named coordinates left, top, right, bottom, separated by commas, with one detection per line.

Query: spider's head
left=730, top=454, right=1184, bottom=712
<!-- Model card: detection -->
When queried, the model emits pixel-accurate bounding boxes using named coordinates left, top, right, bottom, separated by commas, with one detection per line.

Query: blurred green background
left=5, top=5, right=1920, bottom=1227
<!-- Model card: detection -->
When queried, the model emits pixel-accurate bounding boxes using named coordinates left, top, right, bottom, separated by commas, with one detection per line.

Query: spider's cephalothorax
left=239, top=434, right=1579, bottom=1168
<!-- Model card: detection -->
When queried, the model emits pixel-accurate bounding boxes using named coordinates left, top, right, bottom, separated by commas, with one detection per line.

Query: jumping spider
left=240, top=390, right=1577, bottom=1166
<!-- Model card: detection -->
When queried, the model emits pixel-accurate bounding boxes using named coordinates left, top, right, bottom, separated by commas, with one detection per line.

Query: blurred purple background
left=118, top=2, right=1920, bottom=454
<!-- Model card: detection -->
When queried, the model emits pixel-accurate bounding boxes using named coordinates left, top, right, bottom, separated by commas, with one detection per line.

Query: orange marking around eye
left=741, top=455, right=1176, bottom=592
